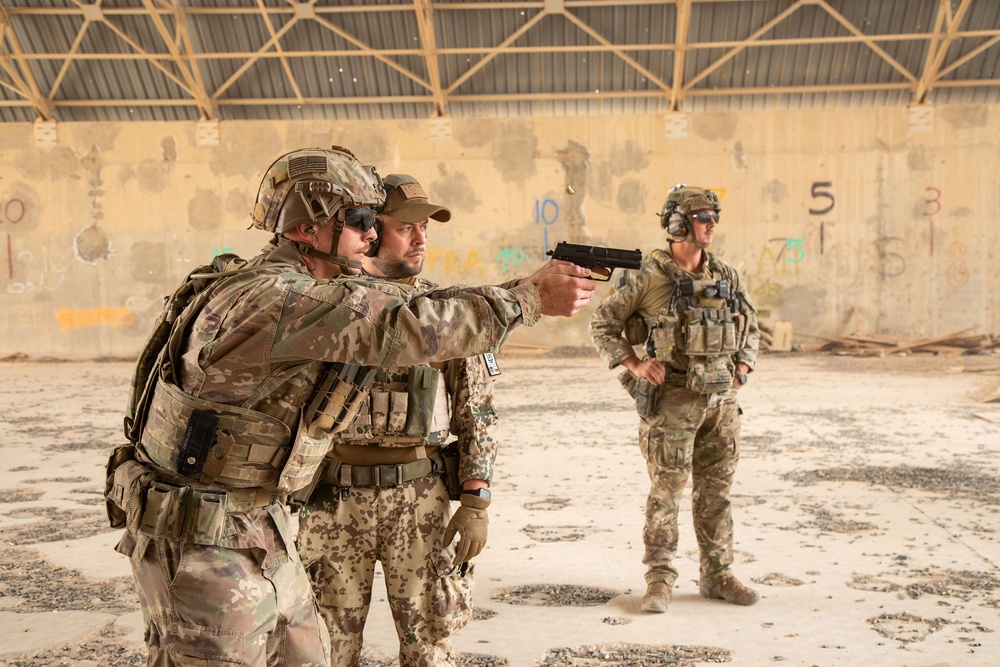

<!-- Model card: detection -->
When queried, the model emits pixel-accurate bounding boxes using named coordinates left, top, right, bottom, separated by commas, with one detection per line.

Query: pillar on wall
left=908, top=104, right=934, bottom=134
left=196, top=120, right=220, bottom=146
left=33, top=119, right=58, bottom=147
left=429, top=116, right=453, bottom=143
left=664, top=112, right=688, bottom=139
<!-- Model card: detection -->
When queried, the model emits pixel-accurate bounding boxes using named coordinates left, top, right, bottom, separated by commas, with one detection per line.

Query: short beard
left=371, top=255, right=422, bottom=279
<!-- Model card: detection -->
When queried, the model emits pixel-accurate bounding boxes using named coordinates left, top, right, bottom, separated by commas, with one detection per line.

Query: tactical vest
left=335, top=365, right=451, bottom=446
left=124, top=254, right=370, bottom=496
left=645, top=252, right=749, bottom=393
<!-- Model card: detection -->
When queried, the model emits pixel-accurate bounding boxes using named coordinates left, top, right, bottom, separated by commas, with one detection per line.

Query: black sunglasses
left=343, top=207, right=378, bottom=232
left=689, top=211, right=720, bottom=225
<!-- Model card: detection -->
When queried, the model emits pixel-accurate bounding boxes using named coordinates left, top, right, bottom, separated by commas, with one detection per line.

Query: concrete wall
left=0, top=105, right=997, bottom=359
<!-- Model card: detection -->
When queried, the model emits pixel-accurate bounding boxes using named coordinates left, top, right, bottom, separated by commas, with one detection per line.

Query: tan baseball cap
left=380, top=173, right=452, bottom=223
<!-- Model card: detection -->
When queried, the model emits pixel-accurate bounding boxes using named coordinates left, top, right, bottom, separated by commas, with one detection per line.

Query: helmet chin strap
left=291, top=217, right=362, bottom=275
left=294, top=241, right=361, bottom=271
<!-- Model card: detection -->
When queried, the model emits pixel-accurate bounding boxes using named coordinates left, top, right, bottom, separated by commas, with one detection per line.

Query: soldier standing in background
left=298, top=174, right=498, bottom=666
left=105, top=146, right=598, bottom=666
left=589, top=184, right=761, bottom=614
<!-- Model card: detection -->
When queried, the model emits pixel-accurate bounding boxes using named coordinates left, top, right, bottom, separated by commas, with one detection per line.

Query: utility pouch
left=275, top=415, right=335, bottom=494
left=440, top=441, right=462, bottom=500
left=184, top=489, right=228, bottom=545
left=287, top=458, right=327, bottom=508
left=304, top=363, right=374, bottom=436
left=647, top=312, right=679, bottom=362
left=370, top=391, right=392, bottom=433
left=722, top=319, right=737, bottom=352
left=703, top=320, right=724, bottom=353
left=635, top=378, right=661, bottom=419
left=140, top=481, right=189, bottom=539
left=685, top=356, right=734, bottom=394
left=388, top=391, right=409, bottom=433
left=105, top=445, right=154, bottom=533
left=685, top=317, right=709, bottom=354
left=404, top=365, right=441, bottom=437
left=618, top=368, right=638, bottom=399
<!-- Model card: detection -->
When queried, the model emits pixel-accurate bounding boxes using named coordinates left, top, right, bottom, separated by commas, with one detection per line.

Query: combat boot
left=641, top=582, right=672, bottom=613
left=699, top=575, right=760, bottom=606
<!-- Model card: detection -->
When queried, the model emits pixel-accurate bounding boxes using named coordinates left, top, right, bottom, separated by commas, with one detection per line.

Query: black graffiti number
left=876, top=236, right=906, bottom=279
left=809, top=182, right=835, bottom=215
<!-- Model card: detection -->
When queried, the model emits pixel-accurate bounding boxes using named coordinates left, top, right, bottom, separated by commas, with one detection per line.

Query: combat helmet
left=252, top=145, right=385, bottom=273
left=658, top=183, right=721, bottom=243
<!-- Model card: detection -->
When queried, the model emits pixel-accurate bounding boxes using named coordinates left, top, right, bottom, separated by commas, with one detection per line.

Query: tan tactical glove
left=443, top=493, right=491, bottom=566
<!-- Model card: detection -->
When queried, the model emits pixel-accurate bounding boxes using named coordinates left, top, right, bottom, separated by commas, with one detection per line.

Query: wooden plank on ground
left=881, top=328, right=977, bottom=355
left=971, top=378, right=1000, bottom=404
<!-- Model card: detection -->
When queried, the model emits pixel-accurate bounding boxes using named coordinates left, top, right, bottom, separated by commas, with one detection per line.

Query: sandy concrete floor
left=0, top=352, right=998, bottom=666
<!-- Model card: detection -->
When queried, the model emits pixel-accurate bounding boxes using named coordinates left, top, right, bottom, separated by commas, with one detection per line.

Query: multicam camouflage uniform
left=298, top=279, right=498, bottom=667
left=111, top=241, right=537, bottom=667
left=590, top=246, right=759, bottom=589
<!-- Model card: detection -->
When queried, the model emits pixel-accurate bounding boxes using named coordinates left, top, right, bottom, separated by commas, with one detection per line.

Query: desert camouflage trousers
left=639, top=384, right=741, bottom=587
left=297, top=475, right=474, bottom=667
left=114, top=502, right=331, bottom=666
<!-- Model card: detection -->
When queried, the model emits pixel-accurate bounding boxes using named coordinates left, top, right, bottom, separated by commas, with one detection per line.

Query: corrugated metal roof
left=0, top=0, right=997, bottom=123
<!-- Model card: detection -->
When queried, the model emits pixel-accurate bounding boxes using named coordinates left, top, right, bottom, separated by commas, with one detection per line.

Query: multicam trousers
left=297, top=475, right=474, bottom=667
left=115, top=502, right=331, bottom=667
left=639, top=384, right=741, bottom=587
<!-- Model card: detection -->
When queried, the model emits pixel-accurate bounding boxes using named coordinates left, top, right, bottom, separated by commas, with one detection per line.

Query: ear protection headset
left=659, top=183, right=691, bottom=240
left=365, top=181, right=395, bottom=257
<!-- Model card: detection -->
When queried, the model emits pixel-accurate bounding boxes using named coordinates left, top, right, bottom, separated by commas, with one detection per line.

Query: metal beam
left=669, top=0, right=691, bottom=110
left=413, top=0, right=448, bottom=116
left=683, top=0, right=803, bottom=92
left=445, top=9, right=547, bottom=94
left=0, top=1, right=53, bottom=120
left=914, top=0, right=974, bottom=103
left=312, top=7, right=432, bottom=91
left=257, top=0, right=304, bottom=107
left=0, top=0, right=997, bottom=121
left=816, top=0, right=916, bottom=84
left=561, top=8, right=673, bottom=94
left=141, top=0, right=217, bottom=120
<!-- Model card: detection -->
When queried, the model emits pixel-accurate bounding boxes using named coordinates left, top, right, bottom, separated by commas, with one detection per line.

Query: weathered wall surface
left=0, top=106, right=996, bottom=359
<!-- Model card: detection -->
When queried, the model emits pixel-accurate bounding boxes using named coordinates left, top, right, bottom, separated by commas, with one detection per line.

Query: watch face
left=463, top=488, right=491, bottom=499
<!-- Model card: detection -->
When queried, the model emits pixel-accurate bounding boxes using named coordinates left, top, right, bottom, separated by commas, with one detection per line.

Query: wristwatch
left=461, top=488, right=492, bottom=499
left=736, top=372, right=748, bottom=385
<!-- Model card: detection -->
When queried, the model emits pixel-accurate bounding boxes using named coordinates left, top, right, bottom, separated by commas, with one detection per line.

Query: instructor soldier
left=590, top=184, right=760, bottom=614
left=299, top=173, right=497, bottom=666
left=106, top=146, right=597, bottom=666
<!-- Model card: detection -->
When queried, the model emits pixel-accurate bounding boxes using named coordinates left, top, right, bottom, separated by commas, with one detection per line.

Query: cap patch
left=398, top=182, right=427, bottom=200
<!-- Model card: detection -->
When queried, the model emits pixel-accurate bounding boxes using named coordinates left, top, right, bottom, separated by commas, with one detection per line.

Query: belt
left=663, top=367, right=687, bottom=385
left=138, top=481, right=277, bottom=544
left=145, top=480, right=276, bottom=514
left=317, top=450, right=445, bottom=488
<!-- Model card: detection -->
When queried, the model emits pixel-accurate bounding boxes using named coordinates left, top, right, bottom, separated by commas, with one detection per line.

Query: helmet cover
left=252, top=146, right=385, bottom=234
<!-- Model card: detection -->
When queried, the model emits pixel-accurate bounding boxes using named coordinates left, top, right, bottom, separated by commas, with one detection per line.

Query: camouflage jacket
left=589, top=246, right=759, bottom=373
left=176, top=239, right=532, bottom=445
